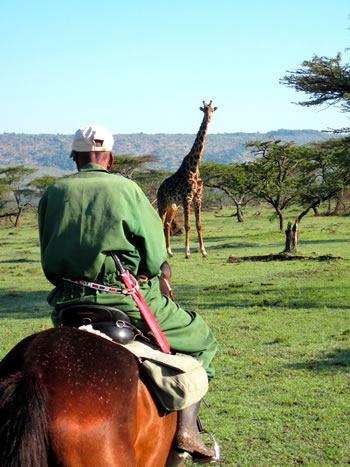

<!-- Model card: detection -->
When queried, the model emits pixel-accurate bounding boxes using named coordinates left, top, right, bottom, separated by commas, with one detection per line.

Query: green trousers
left=50, top=276, right=217, bottom=380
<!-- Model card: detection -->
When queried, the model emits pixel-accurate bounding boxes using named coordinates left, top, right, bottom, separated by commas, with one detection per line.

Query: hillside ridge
left=0, top=130, right=332, bottom=174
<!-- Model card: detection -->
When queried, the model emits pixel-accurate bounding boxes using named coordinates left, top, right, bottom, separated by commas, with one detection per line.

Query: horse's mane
left=0, top=369, right=49, bottom=467
left=0, top=333, right=50, bottom=466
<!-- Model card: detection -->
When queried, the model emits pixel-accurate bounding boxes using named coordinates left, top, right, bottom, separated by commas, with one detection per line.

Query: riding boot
left=173, top=401, right=216, bottom=464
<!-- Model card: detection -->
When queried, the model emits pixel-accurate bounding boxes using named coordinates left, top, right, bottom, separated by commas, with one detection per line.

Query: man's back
left=39, top=163, right=166, bottom=286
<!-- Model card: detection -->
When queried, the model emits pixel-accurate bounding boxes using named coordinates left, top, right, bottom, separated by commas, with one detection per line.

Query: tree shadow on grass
left=287, top=348, right=350, bottom=371
left=188, top=283, right=350, bottom=311
left=208, top=242, right=263, bottom=250
left=203, top=235, right=242, bottom=243
left=0, top=259, right=40, bottom=264
left=301, top=238, right=350, bottom=245
left=0, top=290, right=50, bottom=320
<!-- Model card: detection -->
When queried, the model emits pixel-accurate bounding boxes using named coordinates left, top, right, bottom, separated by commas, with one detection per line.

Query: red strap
left=120, top=270, right=171, bottom=354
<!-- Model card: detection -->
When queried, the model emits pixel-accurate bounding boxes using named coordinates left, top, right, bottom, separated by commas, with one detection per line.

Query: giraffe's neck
left=181, top=115, right=210, bottom=172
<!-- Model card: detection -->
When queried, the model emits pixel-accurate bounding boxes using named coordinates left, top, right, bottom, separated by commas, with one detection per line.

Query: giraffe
left=157, top=100, right=218, bottom=258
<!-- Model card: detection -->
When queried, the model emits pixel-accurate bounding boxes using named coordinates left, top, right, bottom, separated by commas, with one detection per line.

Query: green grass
left=1, top=207, right=350, bottom=465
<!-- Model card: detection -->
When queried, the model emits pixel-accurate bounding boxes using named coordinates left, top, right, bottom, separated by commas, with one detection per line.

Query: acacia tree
left=244, top=140, right=304, bottom=231
left=28, top=175, right=63, bottom=195
left=110, top=154, right=159, bottom=179
left=281, top=53, right=350, bottom=131
left=133, top=169, right=172, bottom=204
left=200, top=161, right=253, bottom=222
left=281, top=51, right=350, bottom=213
left=244, top=140, right=350, bottom=253
left=282, top=141, right=349, bottom=252
left=0, top=166, right=37, bottom=226
left=0, top=180, right=12, bottom=212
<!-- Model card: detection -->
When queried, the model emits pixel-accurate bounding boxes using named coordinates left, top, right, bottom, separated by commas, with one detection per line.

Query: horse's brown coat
left=0, top=327, right=179, bottom=467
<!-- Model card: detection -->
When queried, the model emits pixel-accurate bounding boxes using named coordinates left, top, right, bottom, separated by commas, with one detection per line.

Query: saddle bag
left=58, top=304, right=139, bottom=345
left=124, top=340, right=209, bottom=411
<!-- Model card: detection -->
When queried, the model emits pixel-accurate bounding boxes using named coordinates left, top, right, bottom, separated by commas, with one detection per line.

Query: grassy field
left=0, top=207, right=349, bottom=466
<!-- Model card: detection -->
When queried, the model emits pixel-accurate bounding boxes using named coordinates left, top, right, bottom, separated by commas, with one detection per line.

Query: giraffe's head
left=200, top=100, right=218, bottom=122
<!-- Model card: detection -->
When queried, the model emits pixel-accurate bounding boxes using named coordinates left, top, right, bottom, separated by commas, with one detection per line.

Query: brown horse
left=0, top=326, right=187, bottom=467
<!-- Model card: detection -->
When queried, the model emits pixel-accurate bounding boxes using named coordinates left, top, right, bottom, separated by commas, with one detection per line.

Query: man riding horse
left=38, top=125, right=218, bottom=464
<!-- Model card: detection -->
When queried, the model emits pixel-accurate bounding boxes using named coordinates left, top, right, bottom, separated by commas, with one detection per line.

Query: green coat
left=38, top=163, right=217, bottom=379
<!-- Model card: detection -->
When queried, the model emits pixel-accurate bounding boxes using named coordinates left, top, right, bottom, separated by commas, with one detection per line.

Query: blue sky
left=1, top=0, right=350, bottom=135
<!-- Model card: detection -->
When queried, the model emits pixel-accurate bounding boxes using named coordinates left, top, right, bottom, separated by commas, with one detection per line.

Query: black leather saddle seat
left=58, top=303, right=137, bottom=345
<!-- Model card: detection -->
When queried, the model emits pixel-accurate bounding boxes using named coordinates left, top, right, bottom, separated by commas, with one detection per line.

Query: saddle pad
left=124, top=340, right=209, bottom=411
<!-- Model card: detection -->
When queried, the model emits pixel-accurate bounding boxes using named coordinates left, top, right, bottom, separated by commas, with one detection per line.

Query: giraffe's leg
left=183, top=199, right=192, bottom=259
left=164, top=205, right=178, bottom=257
left=193, top=191, right=207, bottom=258
left=159, top=206, right=172, bottom=257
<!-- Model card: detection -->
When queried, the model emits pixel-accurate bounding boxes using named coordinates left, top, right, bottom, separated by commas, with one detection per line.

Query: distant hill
left=0, top=130, right=333, bottom=175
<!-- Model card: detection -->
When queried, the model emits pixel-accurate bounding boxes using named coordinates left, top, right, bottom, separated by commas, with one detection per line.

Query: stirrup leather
left=196, top=416, right=220, bottom=462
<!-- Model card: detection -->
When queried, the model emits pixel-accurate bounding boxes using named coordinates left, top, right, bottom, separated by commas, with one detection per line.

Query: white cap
left=71, top=125, right=114, bottom=154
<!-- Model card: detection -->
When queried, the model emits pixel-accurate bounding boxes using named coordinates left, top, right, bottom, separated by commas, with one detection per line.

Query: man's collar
left=79, top=163, right=109, bottom=173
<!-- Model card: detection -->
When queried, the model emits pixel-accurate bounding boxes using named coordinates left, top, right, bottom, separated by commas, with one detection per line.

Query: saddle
left=57, top=304, right=210, bottom=414
left=58, top=303, right=140, bottom=345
